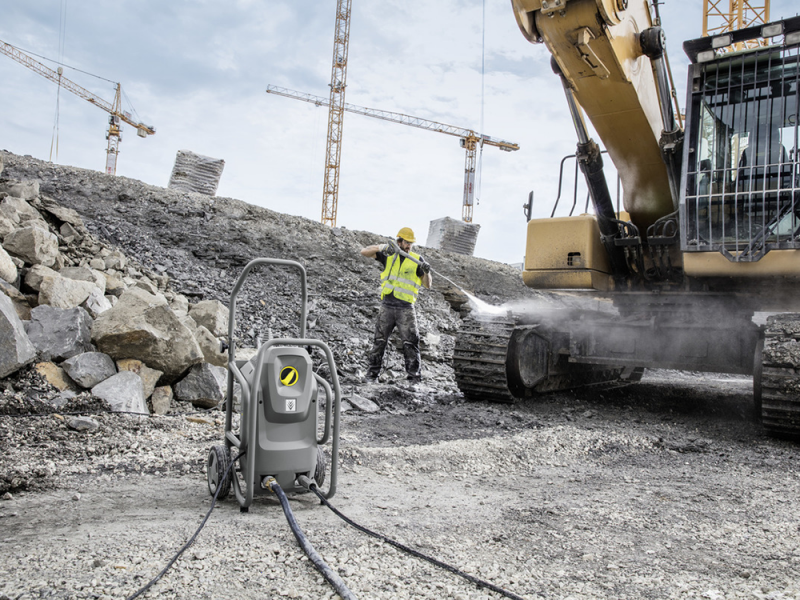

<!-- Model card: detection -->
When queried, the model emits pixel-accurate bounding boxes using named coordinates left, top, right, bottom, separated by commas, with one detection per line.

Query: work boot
left=406, top=373, right=421, bottom=384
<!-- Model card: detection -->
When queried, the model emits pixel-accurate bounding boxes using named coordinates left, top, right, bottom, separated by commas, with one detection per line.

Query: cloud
left=0, top=0, right=797, bottom=265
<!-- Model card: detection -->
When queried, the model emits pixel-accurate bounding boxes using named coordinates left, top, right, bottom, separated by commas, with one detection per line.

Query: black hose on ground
left=125, top=449, right=246, bottom=600
left=265, top=477, right=358, bottom=600
left=301, top=478, right=529, bottom=600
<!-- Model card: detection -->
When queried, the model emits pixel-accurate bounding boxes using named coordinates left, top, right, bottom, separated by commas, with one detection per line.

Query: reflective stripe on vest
left=380, top=252, right=422, bottom=304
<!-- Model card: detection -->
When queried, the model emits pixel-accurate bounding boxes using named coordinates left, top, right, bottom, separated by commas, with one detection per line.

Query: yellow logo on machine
left=280, top=366, right=299, bottom=387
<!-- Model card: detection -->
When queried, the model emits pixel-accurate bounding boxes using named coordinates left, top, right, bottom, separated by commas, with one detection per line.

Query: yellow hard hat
left=397, top=227, right=416, bottom=243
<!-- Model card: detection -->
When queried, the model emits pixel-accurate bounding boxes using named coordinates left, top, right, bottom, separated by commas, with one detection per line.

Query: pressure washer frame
left=214, top=258, right=342, bottom=510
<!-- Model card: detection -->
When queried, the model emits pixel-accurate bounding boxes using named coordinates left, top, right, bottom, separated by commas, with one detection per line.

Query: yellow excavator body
left=451, top=1, right=800, bottom=437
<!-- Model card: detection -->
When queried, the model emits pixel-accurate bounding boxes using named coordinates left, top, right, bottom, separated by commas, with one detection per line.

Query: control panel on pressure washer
left=264, top=348, right=315, bottom=422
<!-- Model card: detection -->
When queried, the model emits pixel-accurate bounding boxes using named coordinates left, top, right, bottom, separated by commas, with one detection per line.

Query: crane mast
left=702, top=0, right=771, bottom=51
left=267, top=85, right=519, bottom=222
left=321, top=0, right=353, bottom=227
left=0, top=39, right=155, bottom=175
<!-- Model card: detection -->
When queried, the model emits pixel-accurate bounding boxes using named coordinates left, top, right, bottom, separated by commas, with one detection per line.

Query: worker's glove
left=381, top=243, right=396, bottom=255
left=420, top=260, right=431, bottom=273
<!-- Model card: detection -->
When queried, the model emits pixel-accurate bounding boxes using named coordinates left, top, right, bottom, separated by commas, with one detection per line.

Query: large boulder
left=174, top=363, right=227, bottom=409
left=91, top=287, right=203, bottom=382
left=39, top=196, right=85, bottom=230
left=34, top=362, right=77, bottom=391
left=116, top=359, right=163, bottom=399
left=61, top=352, right=117, bottom=389
left=3, top=225, right=60, bottom=267
left=39, top=273, right=99, bottom=310
left=0, top=280, right=31, bottom=320
left=25, top=305, right=94, bottom=362
left=189, top=300, right=229, bottom=338
left=59, top=266, right=106, bottom=294
left=150, top=385, right=173, bottom=415
left=0, top=292, right=36, bottom=378
left=103, top=250, right=126, bottom=271
left=0, top=213, right=16, bottom=238
left=194, top=325, right=228, bottom=367
left=103, top=271, right=126, bottom=297
left=0, top=244, right=17, bottom=284
left=0, top=180, right=40, bottom=201
left=82, top=287, right=113, bottom=318
left=0, top=196, right=46, bottom=228
left=91, top=371, right=147, bottom=414
left=24, top=264, right=58, bottom=292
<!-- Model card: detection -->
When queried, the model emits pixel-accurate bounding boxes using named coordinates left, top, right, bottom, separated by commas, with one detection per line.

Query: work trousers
left=366, top=301, right=421, bottom=378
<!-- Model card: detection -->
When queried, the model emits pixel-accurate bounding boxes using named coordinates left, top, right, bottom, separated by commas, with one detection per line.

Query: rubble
left=116, top=358, right=163, bottom=400
left=0, top=148, right=537, bottom=492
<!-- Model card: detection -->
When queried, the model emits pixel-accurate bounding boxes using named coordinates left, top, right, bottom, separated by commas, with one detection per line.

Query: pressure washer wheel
left=314, top=446, right=326, bottom=489
left=207, top=445, right=231, bottom=500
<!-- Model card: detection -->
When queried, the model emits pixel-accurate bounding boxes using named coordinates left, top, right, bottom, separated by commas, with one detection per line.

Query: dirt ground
left=2, top=369, right=800, bottom=600
left=2, top=151, right=799, bottom=599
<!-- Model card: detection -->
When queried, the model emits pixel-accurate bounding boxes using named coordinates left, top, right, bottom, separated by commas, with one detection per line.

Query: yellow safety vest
left=380, top=252, right=423, bottom=304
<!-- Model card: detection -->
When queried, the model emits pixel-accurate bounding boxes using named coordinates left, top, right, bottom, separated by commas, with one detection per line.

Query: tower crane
left=0, top=39, right=155, bottom=175
left=267, top=85, right=520, bottom=223
left=320, top=0, right=353, bottom=228
left=702, top=0, right=771, bottom=50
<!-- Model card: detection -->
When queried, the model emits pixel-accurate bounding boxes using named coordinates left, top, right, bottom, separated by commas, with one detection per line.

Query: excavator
left=453, top=0, right=800, bottom=437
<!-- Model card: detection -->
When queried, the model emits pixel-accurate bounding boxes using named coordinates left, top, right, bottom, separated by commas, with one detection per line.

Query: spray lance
left=383, top=239, right=501, bottom=315
left=385, top=238, right=433, bottom=275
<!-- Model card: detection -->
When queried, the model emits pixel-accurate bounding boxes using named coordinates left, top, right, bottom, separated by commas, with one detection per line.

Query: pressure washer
left=127, top=257, right=527, bottom=600
left=206, top=257, right=342, bottom=511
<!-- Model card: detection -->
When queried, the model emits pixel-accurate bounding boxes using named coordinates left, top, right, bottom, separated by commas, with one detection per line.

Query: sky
left=0, top=0, right=798, bottom=265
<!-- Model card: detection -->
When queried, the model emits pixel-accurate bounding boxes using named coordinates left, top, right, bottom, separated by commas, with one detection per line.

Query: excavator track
left=758, top=314, right=800, bottom=438
left=453, top=316, right=517, bottom=403
left=453, top=314, right=630, bottom=403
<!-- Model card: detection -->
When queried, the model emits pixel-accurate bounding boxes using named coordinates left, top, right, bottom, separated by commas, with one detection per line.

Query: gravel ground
left=2, top=370, right=800, bottom=600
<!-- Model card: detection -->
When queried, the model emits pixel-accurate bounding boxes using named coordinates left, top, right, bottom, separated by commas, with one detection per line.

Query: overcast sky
left=1, top=1, right=797, bottom=265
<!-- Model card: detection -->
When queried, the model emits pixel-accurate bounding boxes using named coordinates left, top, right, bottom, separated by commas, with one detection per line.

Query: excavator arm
left=512, top=0, right=677, bottom=231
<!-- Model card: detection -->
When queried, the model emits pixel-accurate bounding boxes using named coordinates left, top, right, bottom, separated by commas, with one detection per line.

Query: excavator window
left=683, top=45, right=800, bottom=261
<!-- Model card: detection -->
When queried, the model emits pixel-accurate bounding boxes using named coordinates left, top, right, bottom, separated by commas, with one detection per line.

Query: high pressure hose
left=298, top=476, right=530, bottom=600
left=125, top=449, right=246, bottom=600
left=265, top=477, right=358, bottom=600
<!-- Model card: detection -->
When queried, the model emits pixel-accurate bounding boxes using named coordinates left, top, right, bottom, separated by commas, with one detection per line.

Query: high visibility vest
left=380, top=252, right=422, bottom=304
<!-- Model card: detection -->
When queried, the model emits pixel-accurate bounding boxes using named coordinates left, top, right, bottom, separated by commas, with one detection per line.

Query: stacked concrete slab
left=425, top=216, right=480, bottom=256
left=168, top=150, right=225, bottom=196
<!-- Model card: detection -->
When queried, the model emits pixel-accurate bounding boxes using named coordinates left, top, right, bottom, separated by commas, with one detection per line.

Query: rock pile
left=0, top=149, right=544, bottom=415
left=0, top=155, right=233, bottom=415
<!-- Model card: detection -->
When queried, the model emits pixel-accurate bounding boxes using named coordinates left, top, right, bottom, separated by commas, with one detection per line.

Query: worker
left=360, top=227, right=432, bottom=383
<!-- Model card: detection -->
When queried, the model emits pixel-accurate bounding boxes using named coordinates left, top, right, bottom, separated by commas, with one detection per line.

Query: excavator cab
left=682, top=27, right=800, bottom=265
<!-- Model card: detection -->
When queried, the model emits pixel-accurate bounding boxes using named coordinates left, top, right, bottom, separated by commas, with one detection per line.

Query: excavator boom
left=513, top=0, right=675, bottom=230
